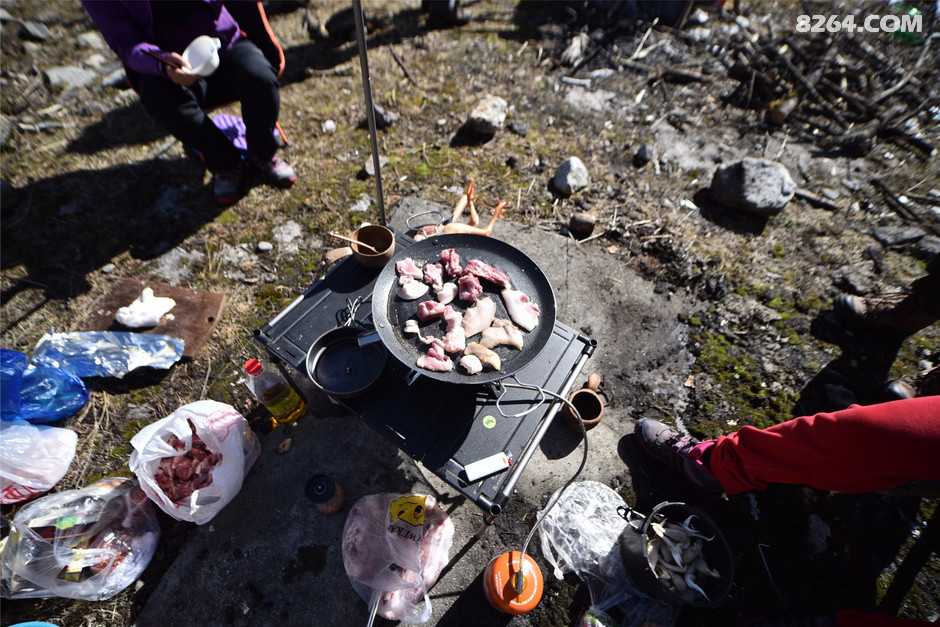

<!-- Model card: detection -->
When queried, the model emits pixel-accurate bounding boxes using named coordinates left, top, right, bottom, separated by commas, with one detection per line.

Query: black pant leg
left=136, top=73, right=244, bottom=173
left=206, top=39, right=281, bottom=162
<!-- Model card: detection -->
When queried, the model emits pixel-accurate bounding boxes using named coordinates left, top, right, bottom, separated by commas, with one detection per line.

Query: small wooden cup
left=563, top=373, right=604, bottom=432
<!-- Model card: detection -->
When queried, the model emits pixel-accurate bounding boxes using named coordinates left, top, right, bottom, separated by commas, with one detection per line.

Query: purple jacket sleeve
left=82, top=1, right=165, bottom=77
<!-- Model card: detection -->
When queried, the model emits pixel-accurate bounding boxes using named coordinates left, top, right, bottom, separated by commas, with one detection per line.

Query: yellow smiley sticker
left=389, top=495, right=426, bottom=526
left=482, top=415, right=496, bottom=429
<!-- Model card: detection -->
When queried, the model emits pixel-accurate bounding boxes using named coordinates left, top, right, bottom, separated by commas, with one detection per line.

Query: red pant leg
left=702, top=397, right=940, bottom=495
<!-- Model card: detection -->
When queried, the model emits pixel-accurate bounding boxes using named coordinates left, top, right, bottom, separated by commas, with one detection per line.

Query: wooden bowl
left=351, top=225, right=395, bottom=268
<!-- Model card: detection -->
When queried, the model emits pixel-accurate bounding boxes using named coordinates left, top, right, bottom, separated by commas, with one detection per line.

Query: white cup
left=182, top=36, right=221, bottom=77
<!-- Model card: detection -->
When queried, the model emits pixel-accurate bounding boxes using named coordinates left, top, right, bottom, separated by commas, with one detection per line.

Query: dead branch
left=794, top=188, right=839, bottom=211
left=874, top=34, right=936, bottom=103
left=765, top=44, right=848, bottom=128
left=871, top=178, right=923, bottom=224
left=389, top=45, right=420, bottom=89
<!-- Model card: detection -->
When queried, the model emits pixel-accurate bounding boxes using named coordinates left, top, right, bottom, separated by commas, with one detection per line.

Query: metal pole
left=352, top=0, right=387, bottom=227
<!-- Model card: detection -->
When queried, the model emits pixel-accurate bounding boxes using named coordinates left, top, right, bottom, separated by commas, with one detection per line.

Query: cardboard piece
left=84, top=278, right=225, bottom=360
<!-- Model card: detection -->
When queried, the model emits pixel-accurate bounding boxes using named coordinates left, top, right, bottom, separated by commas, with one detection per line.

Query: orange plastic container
left=482, top=551, right=543, bottom=614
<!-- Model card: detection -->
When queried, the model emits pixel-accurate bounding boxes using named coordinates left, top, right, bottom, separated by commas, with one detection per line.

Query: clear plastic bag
left=0, top=477, right=160, bottom=600
left=538, top=481, right=679, bottom=627
left=0, top=419, right=78, bottom=504
left=129, top=400, right=260, bottom=525
left=31, top=331, right=184, bottom=378
left=342, top=493, right=454, bottom=624
left=0, top=349, right=88, bottom=424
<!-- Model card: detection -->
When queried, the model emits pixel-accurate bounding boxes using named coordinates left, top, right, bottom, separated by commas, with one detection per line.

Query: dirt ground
left=1, top=0, right=939, bottom=625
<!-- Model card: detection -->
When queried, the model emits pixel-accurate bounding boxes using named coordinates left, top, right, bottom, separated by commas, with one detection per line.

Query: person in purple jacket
left=83, top=0, right=296, bottom=205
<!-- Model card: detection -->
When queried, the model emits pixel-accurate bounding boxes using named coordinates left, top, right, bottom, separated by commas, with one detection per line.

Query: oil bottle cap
left=306, top=473, right=335, bottom=503
left=244, top=358, right=263, bottom=376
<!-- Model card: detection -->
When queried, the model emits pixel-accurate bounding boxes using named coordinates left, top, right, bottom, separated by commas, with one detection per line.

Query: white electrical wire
left=497, top=382, right=590, bottom=596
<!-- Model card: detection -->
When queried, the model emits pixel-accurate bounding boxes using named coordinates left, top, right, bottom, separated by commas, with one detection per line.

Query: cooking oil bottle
left=243, top=358, right=306, bottom=426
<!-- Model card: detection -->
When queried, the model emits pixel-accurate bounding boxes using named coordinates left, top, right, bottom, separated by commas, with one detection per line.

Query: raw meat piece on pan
left=464, top=259, right=511, bottom=289
left=458, top=274, right=483, bottom=302
left=501, top=289, right=540, bottom=331
left=480, top=319, right=524, bottom=350
left=440, top=248, right=462, bottom=276
left=462, top=296, right=496, bottom=337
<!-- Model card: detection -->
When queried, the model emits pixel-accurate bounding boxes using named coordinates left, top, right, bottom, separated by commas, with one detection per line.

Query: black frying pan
left=371, top=233, right=556, bottom=384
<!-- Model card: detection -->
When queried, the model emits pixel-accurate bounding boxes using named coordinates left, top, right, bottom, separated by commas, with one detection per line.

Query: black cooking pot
left=617, top=501, right=734, bottom=608
left=305, top=326, right=387, bottom=399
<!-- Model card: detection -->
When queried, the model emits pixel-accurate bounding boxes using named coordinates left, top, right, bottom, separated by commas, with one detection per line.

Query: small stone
left=0, top=115, right=12, bottom=149
left=372, top=104, right=398, bottom=129
left=20, top=19, right=52, bottom=41
left=277, top=438, right=292, bottom=454
left=872, top=225, right=925, bottom=247
left=915, top=235, right=940, bottom=260
left=256, top=241, right=273, bottom=252
left=553, top=156, right=589, bottom=197
left=102, top=68, right=128, bottom=88
left=102, top=263, right=117, bottom=274
left=321, top=119, right=336, bottom=134
left=710, top=158, right=796, bottom=216
left=350, top=193, right=371, bottom=212
left=508, top=119, right=529, bottom=137
left=466, top=94, right=508, bottom=134
left=77, top=31, right=105, bottom=50
left=45, top=66, right=97, bottom=90
left=363, top=154, right=388, bottom=177
left=820, top=187, right=839, bottom=200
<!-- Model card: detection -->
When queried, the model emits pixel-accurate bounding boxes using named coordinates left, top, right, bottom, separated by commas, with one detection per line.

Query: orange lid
left=482, top=551, right=543, bottom=614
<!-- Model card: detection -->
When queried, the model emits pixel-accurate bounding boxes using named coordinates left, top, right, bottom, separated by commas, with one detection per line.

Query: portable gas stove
left=255, top=232, right=595, bottom=523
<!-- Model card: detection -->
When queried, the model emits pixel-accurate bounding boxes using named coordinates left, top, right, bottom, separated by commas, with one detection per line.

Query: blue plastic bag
left=0, top=349, right=88, bottom=424
left=1, top=349, right=28, bottom=417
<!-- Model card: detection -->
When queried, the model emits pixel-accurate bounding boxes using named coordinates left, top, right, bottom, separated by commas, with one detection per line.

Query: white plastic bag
left=129, top=400, right=260, bottom=525
left=0, top=477, right=160, bottom=600
left=342, top=493, right=454, bottom=623
left=0, top=419, right=77, bottom=504
left=538, top=481, right=679, bottom=627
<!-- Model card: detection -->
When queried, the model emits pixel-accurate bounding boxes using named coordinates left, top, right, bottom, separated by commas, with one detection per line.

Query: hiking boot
left=885, top=364, right=940, bottom=400
left=834, top=292, right=938, bottom=334
left=634, top=418, right=724, bottom=500
left=249, top=154, right=297, bottom=189
left=214, top=163, right=245, bottom=205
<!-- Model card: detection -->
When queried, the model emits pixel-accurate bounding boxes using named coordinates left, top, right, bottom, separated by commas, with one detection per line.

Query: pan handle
left=406, top=209, right=446, bottom=231
left=494, top=378, right=547, bottom=418
left=617, top=504, right=647, bottom=533
left=404, top=368, right=422, bottom=386
left=356, top=331, right=382, bottom=346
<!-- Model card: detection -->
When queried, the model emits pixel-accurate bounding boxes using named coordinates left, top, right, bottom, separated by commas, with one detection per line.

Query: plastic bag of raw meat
left=342, top=493, right=454, bottom=624
left=0, top=477, right=159, bottom=600
left=129, top=400, right=260, bottom=525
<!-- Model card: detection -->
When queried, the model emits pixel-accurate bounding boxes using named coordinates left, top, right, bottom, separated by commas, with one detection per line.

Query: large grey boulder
left=710, top=157, right=796, bottom=216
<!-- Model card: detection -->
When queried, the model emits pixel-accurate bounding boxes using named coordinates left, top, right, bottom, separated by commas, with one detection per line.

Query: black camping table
left=254, top=233, right=595, bottom=523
